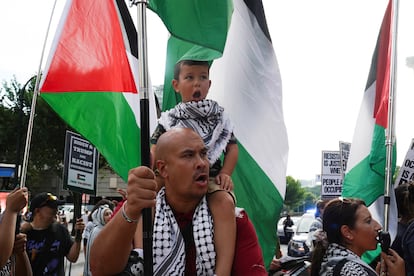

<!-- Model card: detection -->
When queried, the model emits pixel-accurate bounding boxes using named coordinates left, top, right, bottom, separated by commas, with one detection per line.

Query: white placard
left=395, top=138, right=414, bottom=186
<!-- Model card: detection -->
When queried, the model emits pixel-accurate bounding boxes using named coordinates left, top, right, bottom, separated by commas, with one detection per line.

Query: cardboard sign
left=63, top=131, right=98, bottom=195
left=339, top=141, right=351, bottom=177
left=321, top=150, right=342, bottom=197
left=395, top=138, right=414, bottom=186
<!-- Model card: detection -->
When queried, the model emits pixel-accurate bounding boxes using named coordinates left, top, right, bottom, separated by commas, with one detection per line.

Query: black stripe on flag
left=116, top=0, right=138, bottom=59
left=243, top=0, right=271, bottom=42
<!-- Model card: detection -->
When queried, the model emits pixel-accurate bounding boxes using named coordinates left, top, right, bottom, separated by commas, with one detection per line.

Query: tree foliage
left=284, top=175, right=306, bottom=211
left=0, top=76, right=69, bottom=191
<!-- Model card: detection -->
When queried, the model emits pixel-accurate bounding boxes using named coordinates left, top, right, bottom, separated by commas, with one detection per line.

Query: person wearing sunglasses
left=22, top=192, right=85, bottom=275
left=311, top=197, right=405, bottom=276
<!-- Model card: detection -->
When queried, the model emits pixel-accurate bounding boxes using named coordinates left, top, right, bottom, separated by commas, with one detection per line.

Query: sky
left=1, top=0, right=414, bottom=181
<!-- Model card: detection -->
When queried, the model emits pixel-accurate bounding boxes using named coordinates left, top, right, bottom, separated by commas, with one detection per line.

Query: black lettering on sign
left=403, top=170, right=410, bottom=178
left=404, top=159, right=414, bottom=168
left=330, top=168, right=341, bottom=174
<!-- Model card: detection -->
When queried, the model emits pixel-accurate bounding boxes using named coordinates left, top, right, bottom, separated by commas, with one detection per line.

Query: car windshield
left=296, top=216, right=315, bottom=233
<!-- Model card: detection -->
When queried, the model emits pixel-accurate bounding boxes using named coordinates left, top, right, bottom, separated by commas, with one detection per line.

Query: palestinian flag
left=40, top=0, right=157, bottom=181
left=209, top=0, right=288, bottom=267
left=342, top=0, right=397, bottom=262
left=151, top=0, right=289, bottom=267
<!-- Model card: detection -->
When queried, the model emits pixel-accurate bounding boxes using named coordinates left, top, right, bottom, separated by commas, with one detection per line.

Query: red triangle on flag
left=41, top=0, right=137, bottom=94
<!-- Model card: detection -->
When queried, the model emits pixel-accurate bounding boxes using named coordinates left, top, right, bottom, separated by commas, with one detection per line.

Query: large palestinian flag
left=342, top=0, right=397, bottom=263
left=40, top=0, right=157, bottom=181
left=151, top=0, right=289, bottom=267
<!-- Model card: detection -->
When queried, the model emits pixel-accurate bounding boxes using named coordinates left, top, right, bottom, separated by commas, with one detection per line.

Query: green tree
left=304, top=185, right=321, bottom=199
left=0, top=76, right=69, bottom=192
left=284, top=175, right=306, bottom=211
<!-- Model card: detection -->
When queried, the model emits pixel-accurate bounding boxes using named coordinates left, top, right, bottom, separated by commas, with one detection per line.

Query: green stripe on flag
left=234, top=143, right=284, bottom=266
left=41, top=92, right=141, bottom=181
left=343, top=124, right=396, bottom=206
left=148, top=0, right=233, bottom=52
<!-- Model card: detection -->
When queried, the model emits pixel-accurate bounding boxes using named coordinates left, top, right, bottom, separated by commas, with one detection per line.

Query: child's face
left=172, top=64, right=211, bottom=102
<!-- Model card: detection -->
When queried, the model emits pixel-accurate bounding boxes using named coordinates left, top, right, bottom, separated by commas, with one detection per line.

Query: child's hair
left=173, top=60, right=210, bottom=80
left=395, top=181, right=414, bottom=219
left=310, top=197, right=365, bottom=276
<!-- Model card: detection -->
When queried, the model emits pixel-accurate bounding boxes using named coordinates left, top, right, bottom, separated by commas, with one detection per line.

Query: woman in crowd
left=82, top=199, right=114, bottom=256
left=83, top=204, right=113, bottom=276
left=311, top=197, right=405, bottom=276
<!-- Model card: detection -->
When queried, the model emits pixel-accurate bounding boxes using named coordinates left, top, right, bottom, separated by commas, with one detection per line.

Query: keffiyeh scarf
left=319, top=243, right=377, bottom=276
left=124, top=188, right=216, bottom=276
left=158, top=99, right=233, bottom=164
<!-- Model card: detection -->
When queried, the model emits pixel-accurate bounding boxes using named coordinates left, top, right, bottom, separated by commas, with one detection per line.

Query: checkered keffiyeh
left=158, top=99, right=233, bottom=165
left=152, top=187, right=216, bottom=275
left=121, top=188, right=216, bottom=276
left=319, top=243, right=377, bottom=276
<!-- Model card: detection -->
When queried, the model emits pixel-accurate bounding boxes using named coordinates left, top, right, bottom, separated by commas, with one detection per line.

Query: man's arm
left=90, top=166, right=157, bottom=275
left=0, top=188, right=28, bottom=267
left=66, top=218, right=85, bottom=262
left=14, top=234, right=32, bottom=276
left=66, top=239, right=82, bottom=263
left=15, top=251, right=33, bottom=276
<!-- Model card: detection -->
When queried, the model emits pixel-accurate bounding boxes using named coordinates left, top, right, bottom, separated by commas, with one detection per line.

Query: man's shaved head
left=154, top=128, right=202, bottom=162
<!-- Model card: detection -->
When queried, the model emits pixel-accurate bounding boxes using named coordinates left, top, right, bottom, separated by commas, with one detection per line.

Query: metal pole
left=14, top=76, right=36, bottom=187
left=20, top=0, right=58, bottom=188
left=131, top=0, right=153, bottom=275
left=383, top=0, right=399, bottom=233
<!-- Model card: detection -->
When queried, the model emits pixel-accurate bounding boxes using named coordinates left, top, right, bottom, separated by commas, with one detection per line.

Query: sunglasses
left=38, top=193, right=58, bottom=208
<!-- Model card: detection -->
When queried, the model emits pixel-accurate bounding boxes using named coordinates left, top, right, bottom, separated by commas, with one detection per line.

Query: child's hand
left=215, top=173, right=233, bottom=191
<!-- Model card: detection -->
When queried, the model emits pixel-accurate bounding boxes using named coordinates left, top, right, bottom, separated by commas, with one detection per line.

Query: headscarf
left=84, top=204, right=112, bottom=276
left=91, top=204, right=111, bottom=227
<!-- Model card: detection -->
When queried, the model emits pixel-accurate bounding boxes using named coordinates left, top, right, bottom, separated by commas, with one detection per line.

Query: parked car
left=287, top=212, right=315, bottom=257
left=277, top=215, right=300, bottom=244
left=59, top=204, right=74, bottom=223
left=58, top=204, right=93, bottom=223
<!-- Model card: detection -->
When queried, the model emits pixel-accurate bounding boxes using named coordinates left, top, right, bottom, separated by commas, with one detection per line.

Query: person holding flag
left=90, top=128, right=267, bottom=275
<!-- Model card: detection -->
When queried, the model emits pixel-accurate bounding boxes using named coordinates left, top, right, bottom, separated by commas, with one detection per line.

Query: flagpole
left=131, top=0, right=153, bottom=275
left=383, top=0, right=399, bottom=234
left=13, top=0, right=58, bottom=274
left=20, top=0, right=59, bottom=188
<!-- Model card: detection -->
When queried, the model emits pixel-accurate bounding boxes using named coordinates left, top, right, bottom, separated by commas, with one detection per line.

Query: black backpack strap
left=332, top=259, right=348, bottom=276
